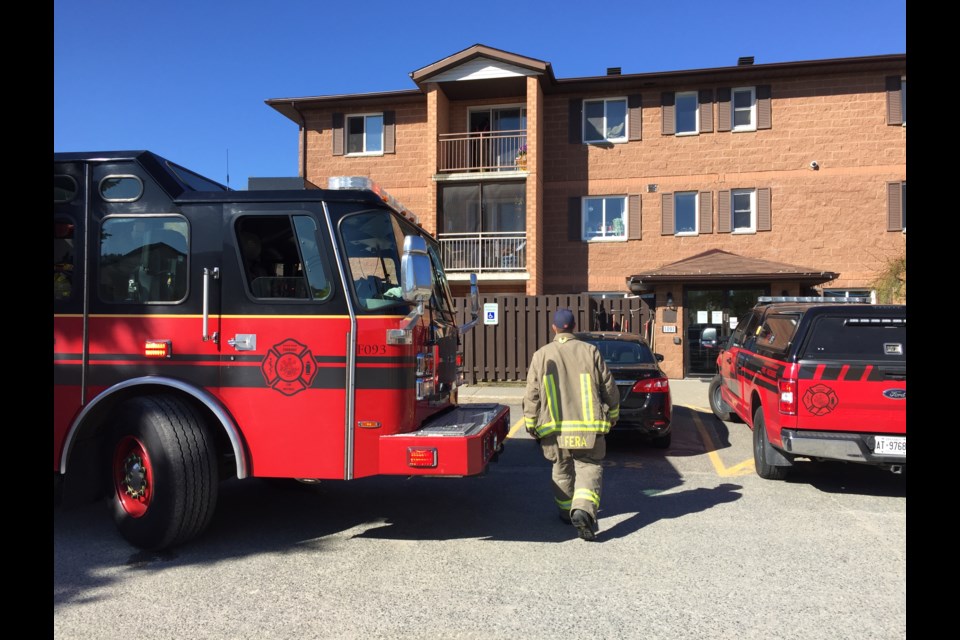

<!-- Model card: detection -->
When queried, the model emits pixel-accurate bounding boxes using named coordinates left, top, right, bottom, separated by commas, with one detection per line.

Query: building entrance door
left=684, top=286, right=768, bottom=377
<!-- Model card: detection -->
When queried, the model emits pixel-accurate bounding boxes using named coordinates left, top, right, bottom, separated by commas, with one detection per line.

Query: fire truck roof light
left=327, top=176, right=419, bottom=225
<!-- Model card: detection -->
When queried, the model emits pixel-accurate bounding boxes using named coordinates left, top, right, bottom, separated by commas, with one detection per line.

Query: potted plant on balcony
left=515, top=144, right=527, bottom=170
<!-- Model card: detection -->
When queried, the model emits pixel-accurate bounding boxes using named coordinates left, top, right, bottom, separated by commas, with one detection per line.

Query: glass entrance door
left=684, top=286, right=768, bottom=376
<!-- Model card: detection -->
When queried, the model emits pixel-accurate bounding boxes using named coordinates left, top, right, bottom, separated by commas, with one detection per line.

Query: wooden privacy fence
left=453, top=294, right=653, bottom=383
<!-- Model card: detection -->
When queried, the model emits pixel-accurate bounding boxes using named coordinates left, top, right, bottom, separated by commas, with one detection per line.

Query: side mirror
left=700, top=326, right=719, bottom=349
left=654, top=353, right=664, bottom=362
left=400, top=235, right=433, bottom=303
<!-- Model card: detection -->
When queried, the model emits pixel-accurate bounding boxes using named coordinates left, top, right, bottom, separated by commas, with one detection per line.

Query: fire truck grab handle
left=203, top=267, right=220, bottom=343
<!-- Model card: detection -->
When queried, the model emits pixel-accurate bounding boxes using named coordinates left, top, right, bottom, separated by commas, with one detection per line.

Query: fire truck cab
left=54, top=150, right=510, bottom=550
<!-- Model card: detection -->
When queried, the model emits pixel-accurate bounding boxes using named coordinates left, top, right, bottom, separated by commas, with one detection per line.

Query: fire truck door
left=217, top=210, right=349, bottom=480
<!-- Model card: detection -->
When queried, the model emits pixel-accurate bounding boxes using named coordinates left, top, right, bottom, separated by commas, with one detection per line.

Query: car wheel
left=110, top=394, right=219, bottom=550
left=752, top=407, right=788, bottom=480
left=708, top=375, right=732, bottom=422
left=651, top=432, right=672, bottom=449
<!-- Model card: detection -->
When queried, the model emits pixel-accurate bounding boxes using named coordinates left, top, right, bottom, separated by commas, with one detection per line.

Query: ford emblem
left=883, top=389, right=906, bottom=400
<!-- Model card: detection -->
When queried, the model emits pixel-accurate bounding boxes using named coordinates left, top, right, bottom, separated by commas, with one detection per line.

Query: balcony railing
left=439, top=232, right=527, bottom=273
left=438, top=130, right=527, bottom=173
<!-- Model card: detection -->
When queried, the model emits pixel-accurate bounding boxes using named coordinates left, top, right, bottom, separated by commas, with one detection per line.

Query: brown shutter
left=628, top=95, right=642, bottom=141
left=383, top=110, right=396, bottom=154
left=699, top=90, right=714, bottom=133
left=628, top=194, right=641, bottom=240
left=661, top=193, right=674, bottom=235
left=717, top=190, right=731, bottom=233
left=699, top=191, right=713, bottom=234
left=757, top=85, right=772, bottom=130
left=569, top=99, right=582, bottom=144
left=569, top=197, right=582, bottom=241
left=332, top=112, right=344, bottom=156
left=661, top=92, right=675, bottom=135
left=887, top=182, right=903, bottom=230
left=717, top=88, right=731, bottom=132
left=757, top=187, right=771, bottom=231
left=886, top=76, right=903, bottom=125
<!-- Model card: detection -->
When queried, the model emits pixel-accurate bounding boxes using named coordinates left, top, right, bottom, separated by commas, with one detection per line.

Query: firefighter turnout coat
left=523, top=333, right=620, bottom=448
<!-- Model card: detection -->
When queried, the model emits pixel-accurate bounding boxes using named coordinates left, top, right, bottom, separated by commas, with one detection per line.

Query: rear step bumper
left=379, top=403, right=510, bottom=476
left=780, top=428, right=906, bottom=465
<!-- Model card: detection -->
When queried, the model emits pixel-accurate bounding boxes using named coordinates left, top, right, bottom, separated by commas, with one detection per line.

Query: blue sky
left=54, top=0, right=906, bottom=189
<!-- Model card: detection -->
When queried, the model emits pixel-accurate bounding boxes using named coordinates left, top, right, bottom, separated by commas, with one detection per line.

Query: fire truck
left=53, top=150, right=510, bottom=550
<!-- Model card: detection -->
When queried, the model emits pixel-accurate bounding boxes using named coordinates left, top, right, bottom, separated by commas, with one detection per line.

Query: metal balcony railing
left=439, top=232, right=527, bottom=273
left=438, top=130, right=527, bottom=173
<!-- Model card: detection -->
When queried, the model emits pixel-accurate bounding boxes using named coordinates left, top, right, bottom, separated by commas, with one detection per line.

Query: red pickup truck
left=707, top=297, right=906, bottom=479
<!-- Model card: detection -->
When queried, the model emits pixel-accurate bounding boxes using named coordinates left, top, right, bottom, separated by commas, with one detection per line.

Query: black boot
left=570, top=509, right=598, bottom=541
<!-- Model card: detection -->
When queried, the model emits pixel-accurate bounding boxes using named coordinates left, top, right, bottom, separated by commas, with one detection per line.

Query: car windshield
left=589, top=339, right=656, bottom=365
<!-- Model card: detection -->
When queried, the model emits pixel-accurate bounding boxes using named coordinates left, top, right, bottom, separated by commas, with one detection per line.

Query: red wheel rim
left=113, top=435, right=153, bottom=518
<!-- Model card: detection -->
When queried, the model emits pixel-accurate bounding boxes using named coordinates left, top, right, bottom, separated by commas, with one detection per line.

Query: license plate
left=874, top=436, right=906, bottom=457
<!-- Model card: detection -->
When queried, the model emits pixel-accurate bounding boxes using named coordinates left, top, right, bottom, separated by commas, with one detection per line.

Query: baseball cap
left=553, top=308, right=575, bottom=331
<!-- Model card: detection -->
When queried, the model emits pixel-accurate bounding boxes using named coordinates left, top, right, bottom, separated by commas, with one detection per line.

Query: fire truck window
left=339, top=211, right=404, bottom=310
left=54, top=218, right=75, bottom=300
left=236, top=216, right=314, bottom=299
left=292, top=216, right=332, bottom=300
left=99, top=175, right=143, bottom=202
left=54, top=175, right=77, bottom=203
left=99, top=217, right=188, bottom=304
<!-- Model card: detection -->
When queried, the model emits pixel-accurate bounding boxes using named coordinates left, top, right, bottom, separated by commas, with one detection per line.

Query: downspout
left=290, top=101, right=307, bottom=180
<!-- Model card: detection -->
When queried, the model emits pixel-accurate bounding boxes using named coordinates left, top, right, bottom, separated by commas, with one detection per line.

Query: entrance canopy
left=625, top=249, right=838, bottom=292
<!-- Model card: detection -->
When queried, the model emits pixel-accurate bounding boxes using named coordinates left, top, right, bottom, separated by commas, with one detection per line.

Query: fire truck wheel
left=708, top=375, right=732, bottom=422
left=110, top=394, right=219, bottom=550
left=752, top=407, right=788, bottom=481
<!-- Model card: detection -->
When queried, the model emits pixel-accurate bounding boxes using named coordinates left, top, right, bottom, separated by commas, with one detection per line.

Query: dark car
left=576, top=332, right=672, bottom=448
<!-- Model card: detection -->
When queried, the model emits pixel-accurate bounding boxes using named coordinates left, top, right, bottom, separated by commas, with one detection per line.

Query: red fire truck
left=54, top=150, right=510, bottom=550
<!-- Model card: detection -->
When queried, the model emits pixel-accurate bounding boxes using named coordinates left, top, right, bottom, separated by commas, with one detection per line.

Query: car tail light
left=778, top=365, right=798, bottom=415
left=632, top=377, right=670, bottom=393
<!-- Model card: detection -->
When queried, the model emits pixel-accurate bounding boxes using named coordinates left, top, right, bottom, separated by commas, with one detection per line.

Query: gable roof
left=625, top=249, right=838, bottom=289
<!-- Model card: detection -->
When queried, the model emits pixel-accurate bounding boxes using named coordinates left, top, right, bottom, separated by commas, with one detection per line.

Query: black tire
left=708, top=375, right=732, bottom=422
left=752, top=407, right=788, bottom=480
left=651, top=432, right=672, bottom=449
left=110, top=394, right=219, bottom=550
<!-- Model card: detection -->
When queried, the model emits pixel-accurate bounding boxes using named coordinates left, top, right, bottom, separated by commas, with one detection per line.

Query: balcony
left=439, top=232, right=526, bottom=273
left=438, top=130, right=527, bottom=173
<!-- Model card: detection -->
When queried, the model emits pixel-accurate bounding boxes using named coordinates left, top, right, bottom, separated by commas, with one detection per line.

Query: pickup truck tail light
left=778, top=365, right=798, bottom=415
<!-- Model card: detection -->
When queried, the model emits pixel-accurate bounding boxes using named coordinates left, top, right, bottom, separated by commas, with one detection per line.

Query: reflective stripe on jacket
left=522, top=333, right=620, bottom=440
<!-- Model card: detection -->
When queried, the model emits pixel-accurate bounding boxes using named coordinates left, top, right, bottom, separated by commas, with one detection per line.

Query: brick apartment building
left=265, top=44, right=906, bottom=379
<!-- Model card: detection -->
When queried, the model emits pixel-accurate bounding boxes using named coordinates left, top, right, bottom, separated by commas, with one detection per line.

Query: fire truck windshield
left=338, top=209, right=454, bottom=319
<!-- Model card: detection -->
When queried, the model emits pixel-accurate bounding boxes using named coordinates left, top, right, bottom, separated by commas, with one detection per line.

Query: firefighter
left=523, top=308, right=620, bottom=541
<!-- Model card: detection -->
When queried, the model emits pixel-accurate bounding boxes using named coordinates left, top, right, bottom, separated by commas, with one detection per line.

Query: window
left=675, top=92, right=698, bottom=135
left=731, top=87, right=756, bottom=131
left=674, top=192, right=698, bottom=235
left=99, top=216, right=188, bottom=303
left=237, top=215, right=331, bottom=300
left=54, top=175, right=77, bottom=203
left=54, top=218, right=76, bottom=300
left=582, top=196, right=627, bottom=241
left=100, top=175, right=143, bottom=202
left=583, top=98, right=627, bottom=143
left=731, top=189, right=756, bottom=233
left=346, top=113, right=384, bottom=154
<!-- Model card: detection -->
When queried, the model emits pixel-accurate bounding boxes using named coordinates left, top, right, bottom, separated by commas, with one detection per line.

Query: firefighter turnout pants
left=540, top=433, right=605, bottom=522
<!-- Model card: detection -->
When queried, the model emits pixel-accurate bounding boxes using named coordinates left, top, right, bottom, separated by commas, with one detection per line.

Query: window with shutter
left=675, top=92, right=699, bottom=135
left=345, top=113, right=385, bottom=155
left=581, top=195, right=628, bottom=241
left=582, top=98, right=628, bottom=143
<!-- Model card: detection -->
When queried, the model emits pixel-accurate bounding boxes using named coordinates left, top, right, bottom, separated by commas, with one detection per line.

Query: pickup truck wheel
left=708, top=375, right=732, bottom=422
left=110, top=395, right=219, bottom=550
left=752, top=407, right=788, bottom=480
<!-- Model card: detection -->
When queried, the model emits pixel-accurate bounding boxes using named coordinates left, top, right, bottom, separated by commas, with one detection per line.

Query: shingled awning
left=625, top=249, right=838, bottom=292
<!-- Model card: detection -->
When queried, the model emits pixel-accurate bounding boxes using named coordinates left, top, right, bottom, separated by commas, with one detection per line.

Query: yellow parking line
left=507, top=416, right=525, bottom=439
left=688, top=406, right=755, bottom=477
